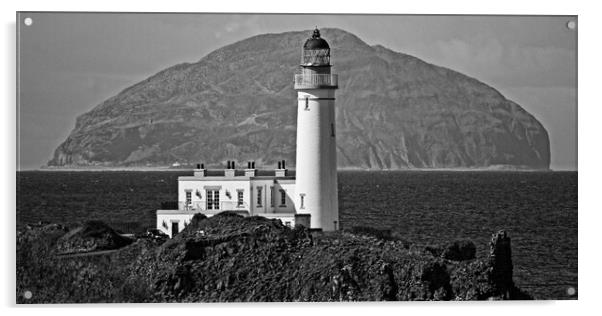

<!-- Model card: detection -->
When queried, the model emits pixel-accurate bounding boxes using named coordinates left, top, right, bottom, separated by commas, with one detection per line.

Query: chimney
left=225, top=160, right=235, bottom=177
left=276, top=159, right=288, bottom=177
left=194, top=162, right=207, bottom=177
left=245, top=160, right=257, bottom=177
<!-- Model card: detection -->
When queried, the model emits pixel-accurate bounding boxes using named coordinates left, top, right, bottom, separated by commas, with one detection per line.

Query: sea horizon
left=17, top=166, right=572, bottom=172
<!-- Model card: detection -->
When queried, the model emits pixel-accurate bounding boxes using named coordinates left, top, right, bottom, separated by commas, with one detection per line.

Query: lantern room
left=301, top=28, right=331, bottom=66
left=294, top=28, right=338, bottom=90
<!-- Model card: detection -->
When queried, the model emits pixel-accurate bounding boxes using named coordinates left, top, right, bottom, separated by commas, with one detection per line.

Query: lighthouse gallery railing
left=294, top=74, right=338, bottom=89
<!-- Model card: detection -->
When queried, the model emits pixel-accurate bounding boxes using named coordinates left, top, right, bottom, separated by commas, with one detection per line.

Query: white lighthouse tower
left=294, top=28, right=339, bottom=231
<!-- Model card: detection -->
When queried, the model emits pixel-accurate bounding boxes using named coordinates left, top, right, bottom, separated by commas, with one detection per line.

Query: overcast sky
left=17, top=13, right=577, bottom=170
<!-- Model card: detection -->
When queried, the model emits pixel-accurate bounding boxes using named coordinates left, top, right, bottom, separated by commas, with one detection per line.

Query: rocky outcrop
left=56, top=220, right=133, bottom=254
left=48, top=28, right=549, bottom=170
left=488, top=230, right=515, bottom=298
left=135, top=214, right=531, bottom=301
left=442, top=240, right=477, bottom=261
left=424, top=240, right=477, bottom=261
left=17, top=216, right=531, bottom=302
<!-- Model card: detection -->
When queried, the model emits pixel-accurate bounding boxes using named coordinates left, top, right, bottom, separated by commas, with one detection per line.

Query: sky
left=17, top=13, right=577, bottom=170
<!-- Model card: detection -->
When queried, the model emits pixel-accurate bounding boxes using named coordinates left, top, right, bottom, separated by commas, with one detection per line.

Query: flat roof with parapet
left=178, top=169, right=296, bottom=182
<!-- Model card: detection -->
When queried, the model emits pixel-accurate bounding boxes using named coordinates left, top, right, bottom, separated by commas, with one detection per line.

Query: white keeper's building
left=157, top=28, right=340, bottom=237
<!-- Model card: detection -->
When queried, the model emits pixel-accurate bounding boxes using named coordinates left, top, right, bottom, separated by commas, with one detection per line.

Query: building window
left=257, top=187, right=263, bottom=207
left=280, top=189, right=286, bottom=206
left=206, top=189, right=219, bottom=210
left=237, top=190, right=244, bottom=207
left=300, top=193, right=305, bottom=209
left=185, top=191, right=192, bottom=206
left=270, top=186, right=275, bottom=207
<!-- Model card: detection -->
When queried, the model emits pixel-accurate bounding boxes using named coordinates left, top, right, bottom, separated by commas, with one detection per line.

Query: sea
left=16, top=170, right=577, bottom=300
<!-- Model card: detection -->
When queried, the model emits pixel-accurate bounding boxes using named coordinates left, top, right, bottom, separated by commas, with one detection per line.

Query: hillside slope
left=48, top=28, right=550, bottom=169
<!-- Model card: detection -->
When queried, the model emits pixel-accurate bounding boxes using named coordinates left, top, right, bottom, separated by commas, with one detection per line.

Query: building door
left=171, top=221, right=179, bottom=238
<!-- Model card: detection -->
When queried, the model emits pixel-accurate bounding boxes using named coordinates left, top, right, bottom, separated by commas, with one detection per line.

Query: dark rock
left=424, top=245, right=442, bottom=257
left=489, top=230, right=514, bottom=298
left=18, top=216, right=532, bottom=302
left=447, top=230, right=532, bottom=300
left=378, top=262, right=398, bottom=301
left=56, top=220, right=133, bottom=254
left=441, top=240, right=477, bottom=261
left=349, top=226, right=392, bottom=240
left=48, top=28, right=549, bottom=170
left=420, top=261, right=453, bottom=300
left=214, top=211, right=245, bottom=218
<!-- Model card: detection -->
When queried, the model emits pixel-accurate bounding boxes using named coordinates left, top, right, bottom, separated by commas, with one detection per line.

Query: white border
left=3, top=0, right=600, bottom=315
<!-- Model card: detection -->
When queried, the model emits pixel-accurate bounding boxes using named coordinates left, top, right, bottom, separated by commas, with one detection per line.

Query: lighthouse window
left=304, top=97, right=310, bottom=111
left=300, top=193, right=305, bottom=209
left=257, top=187, right=263, bottom=207
left=280, top=189, right=287, bottom=206
left=237, top=190, right=244, bottom=207
left=206, top=190, right=219, bottom=210
left=270, top=186, right=275, bottom=207
left=331, top=123, right=335, bottom=137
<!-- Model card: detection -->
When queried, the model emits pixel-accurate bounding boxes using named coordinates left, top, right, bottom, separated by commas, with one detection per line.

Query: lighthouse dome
left=303, top=28, right=330, bottom=50
left=301, top=28, right=331, bottom=66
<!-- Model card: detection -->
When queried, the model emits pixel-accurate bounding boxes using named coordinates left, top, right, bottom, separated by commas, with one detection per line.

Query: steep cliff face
left=48, top=28, right=550, bottom=169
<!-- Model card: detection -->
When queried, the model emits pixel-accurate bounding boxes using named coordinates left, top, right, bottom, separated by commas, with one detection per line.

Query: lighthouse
left=156, top=28, right=340, bottom=237
left=293, top=28, right=339, bottom=231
